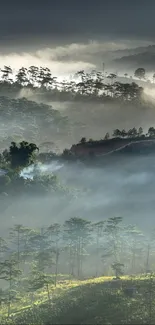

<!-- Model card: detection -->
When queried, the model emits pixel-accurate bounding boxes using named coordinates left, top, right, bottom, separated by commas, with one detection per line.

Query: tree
left=0, top=237, right=8, bottom=260
left=148, top=127, right=155, bottom=137
left=0, top=259, right=22, bottom=316
left=27, top=271, right=54, bottom=303
left=120, top=129, right=127, bottom=138
left=46, top=224, right=62, bottom=286
left=64, top=217, right=91, bottom=278
left=9, top=225, right=29, bottom=280
left=75, top=70, right=88, bottom=95
left=6, top=141, right=39, bottom=169
left=138, top=127, right=143, bottom=137
left=107, top=73, right=117, bottom=84
left=129, top=82, right=143, bottom=100
left=134, top=68, right=146, bottom=80
left=80, top=137, right=86, bottom=144
left=104, top=217, right=123, bottom=263
left=93, top=221, right=105, bottom=276
left=27, top=228, right=53, bottom=273
left=104, top=133, right=110, bottom=140
left=113, top=129, right=122, bottom=137
left=38, top=67, right=54, bottom=88
left=111, top=262, right=124, bottom=277
left=127, top=127, right=138, bottom=138
left=114, top=82, right=142, bottom=100
left=15, top=67, right=28, bottom=86
left=27, top=66, right=39, bottom=86
left=125, top=225, right=144, bottom=273
left=1, top=66, right=13, bottom=83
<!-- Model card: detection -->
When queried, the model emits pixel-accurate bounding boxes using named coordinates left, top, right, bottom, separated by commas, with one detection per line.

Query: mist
left=1, top=78, right=155, bottom=237
left=19, top=161, right=64, bottom=179
left=1, top=150, right=155, bottom=238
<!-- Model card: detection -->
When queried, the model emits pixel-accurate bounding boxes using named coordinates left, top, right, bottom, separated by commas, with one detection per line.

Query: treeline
left=0, top=216, right=154, bottom=315
left=112, top=126, right=155, bottom=139
left=1, top=123, right=155, bottom=171
left=77, top=126, right=155, bottom=145
left=0, top=65, right=143, bottom=101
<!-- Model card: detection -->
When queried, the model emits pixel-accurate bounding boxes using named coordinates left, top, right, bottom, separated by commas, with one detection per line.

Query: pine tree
left=28, top=270, right=54, bottom=303
left=47, top=223, right=62, bottom=286
left=64, top=217, right=91, bottom=278
left=105, top=217, right=123, bottom=264
left=0, top=259, right=22, bottom=316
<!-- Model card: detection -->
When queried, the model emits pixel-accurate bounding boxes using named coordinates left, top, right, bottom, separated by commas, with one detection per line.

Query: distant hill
left=112, top=49, right=155, bottom=71
left=70, top=137, right=155, bottom=157
left=111, top=139, right=155, bottom=155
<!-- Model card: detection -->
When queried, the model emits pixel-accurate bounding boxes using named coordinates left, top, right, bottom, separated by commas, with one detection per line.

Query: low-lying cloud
left=0, top=39, right=152, bottom=78
left=2, top=154, right=155, bottom=233
left=20, top=162, right=64, bottom=179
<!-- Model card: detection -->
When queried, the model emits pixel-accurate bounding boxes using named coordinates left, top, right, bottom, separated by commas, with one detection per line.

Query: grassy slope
left=1, top=275, right=155, bottom=324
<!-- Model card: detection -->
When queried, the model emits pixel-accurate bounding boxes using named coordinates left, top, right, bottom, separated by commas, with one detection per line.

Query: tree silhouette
left=148, top=127, right=155, bottom=137
left=113, top=129, right=122, bottom=137
left=27, top=66, right=39, bottom=86
left=0, top=64, right=145, bottom=104
left=127, top=127, right=138, bottom=138
left=6, top=141, right=39, bottom=169
left=138, top=127, right=143, bottom=137
left=120, top=129, right=127, bottom=138
left=80, top=137, right=86, bottom=144
left=38, top=67, right=54, bottom=88
left=15, top=67, right=28, bottom=86
left=134, top=68, right=146, bottom=80
left=104, top=132, right=110, bottom=140
left=1, top=65, right=13, bottom=83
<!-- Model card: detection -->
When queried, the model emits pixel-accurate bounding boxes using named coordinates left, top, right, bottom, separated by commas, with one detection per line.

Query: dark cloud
left=0, top=0, right=155, bottom=46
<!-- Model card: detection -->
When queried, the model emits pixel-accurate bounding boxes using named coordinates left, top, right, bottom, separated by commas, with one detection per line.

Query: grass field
left=1, top=274, right=155, bottom=324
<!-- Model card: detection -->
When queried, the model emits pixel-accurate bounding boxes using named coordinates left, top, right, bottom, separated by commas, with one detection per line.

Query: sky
left=0, top=0, right=154, bottom=75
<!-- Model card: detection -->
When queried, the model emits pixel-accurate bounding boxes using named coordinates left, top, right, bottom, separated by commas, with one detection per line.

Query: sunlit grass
left=1, top=273, right=153, bottom=318
left=1, top=275, right=116, bottom=317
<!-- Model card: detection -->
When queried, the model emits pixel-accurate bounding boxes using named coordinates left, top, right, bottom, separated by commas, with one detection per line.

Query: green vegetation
left=1, top=275, right=155, bottom=324
left=1, top=210, right=155, bottom=323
